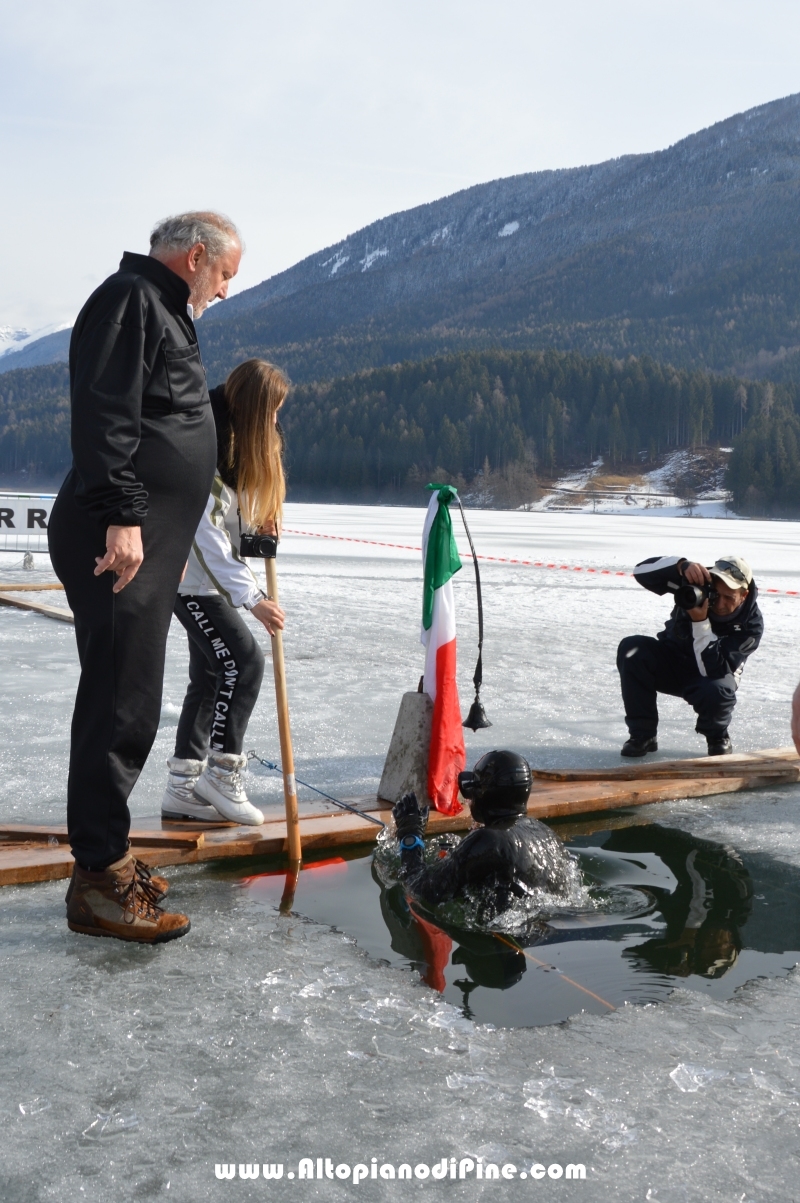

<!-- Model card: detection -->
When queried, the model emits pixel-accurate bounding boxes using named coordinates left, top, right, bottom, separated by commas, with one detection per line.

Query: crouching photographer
left=616, top=555, right=762, bottom=758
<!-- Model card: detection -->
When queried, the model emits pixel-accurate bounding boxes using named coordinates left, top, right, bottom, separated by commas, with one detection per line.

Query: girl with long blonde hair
left=162, top=359, right=289, bottom=825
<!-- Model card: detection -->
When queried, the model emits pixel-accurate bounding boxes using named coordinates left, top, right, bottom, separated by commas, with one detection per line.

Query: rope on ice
left=246, top=751, right=386, bottom=828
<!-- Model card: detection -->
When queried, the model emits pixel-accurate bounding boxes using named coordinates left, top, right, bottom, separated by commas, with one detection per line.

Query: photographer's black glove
left=393, top=791, right=429, bottom=842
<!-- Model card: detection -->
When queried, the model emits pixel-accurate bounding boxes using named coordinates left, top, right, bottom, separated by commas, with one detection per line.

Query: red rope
left=282, top=527, right=799, bottom=598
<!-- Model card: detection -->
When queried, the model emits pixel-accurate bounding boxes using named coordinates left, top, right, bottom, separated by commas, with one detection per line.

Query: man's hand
left=687, top=597, right=710, bottom=622
left=250, top=597, right=285, bottom=637
left=681, top=560, right=711, bottom=621
left=682, top=561, right=712, bottom=587
left=791, top=682, right=800, bottom=757
left=94, top=525, right=144, bottom=593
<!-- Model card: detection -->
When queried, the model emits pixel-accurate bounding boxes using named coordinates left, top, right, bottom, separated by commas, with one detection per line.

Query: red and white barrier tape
left=281, top=528, right=800, bottom=598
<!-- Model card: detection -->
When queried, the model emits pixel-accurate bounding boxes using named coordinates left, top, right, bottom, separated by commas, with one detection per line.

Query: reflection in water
left=243, top=821, right=800, bottom=1027
left=375, top=823, right=756, bottom=1003
left=379, top=882, right=528, bottom=998
left=603, top=827, right=753, bottom=979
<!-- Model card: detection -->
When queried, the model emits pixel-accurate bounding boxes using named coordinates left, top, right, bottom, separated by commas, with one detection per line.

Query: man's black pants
left=48, top=405, right=215, bottom=870
left=173, top=594, right=265, bottom=760
left=617, top=634, right=737, bottom=740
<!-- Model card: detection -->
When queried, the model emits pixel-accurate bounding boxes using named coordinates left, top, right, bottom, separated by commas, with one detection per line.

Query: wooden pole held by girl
left=265, top=553, right=302, bottom=870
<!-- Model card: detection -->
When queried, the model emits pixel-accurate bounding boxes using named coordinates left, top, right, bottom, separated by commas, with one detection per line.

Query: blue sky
left=2, top=0, right=800, bottom=332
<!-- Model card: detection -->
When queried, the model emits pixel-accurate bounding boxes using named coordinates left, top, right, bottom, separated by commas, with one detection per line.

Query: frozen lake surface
left=2, top=505, right=800, bottom=1200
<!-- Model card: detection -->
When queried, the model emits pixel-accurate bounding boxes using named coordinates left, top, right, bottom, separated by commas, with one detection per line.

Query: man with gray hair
left=48, top=211, right=242, bottom=943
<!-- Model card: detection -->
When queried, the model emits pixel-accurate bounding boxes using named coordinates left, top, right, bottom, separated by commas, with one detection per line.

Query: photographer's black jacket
left=399, top=816, right=571, bottom=910
left=68, top=252, right=209, bottom=527
left=634, top=556, right=763, bottom=680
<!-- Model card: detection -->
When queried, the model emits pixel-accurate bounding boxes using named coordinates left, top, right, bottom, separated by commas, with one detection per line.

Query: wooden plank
left=0, top=824, right=203, bottom=849
left=0, top=845, right=74, bottom=886
left=149, top=795, right=391, bottom=832
left=533, top=746, right=800, bottom=782
left=526, top=772, right=787, bottom=819
left=0, top=824, right=72, bottom=842
left=533, top=764, right=799, bottom=784
left=0, top=582, right=65, bottom=591
left=0, top=592, right=74, bottom=623
left=0, top=805, right=463, bottom=883
left=0, top=750, right=797, bottom=887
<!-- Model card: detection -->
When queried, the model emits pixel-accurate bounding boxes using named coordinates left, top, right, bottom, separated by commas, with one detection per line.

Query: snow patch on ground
left=499, top=220, right=520, bottom=237
left=534, top=450, right=733, bottom=518
left=320, top=249, right=350, bottom=277
left=360, top=246, right=389, bottom=271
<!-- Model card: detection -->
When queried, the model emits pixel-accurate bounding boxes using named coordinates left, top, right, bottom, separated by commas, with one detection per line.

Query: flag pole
left=264, top=549, right=302, bottom=905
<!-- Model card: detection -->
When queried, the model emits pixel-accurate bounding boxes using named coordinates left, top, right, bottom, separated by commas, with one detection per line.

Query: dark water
left=233, top=820, right=800, bottom=1028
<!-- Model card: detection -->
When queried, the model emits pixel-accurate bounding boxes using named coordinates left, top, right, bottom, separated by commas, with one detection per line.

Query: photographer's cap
left=711, top=555, right=752, bottom=590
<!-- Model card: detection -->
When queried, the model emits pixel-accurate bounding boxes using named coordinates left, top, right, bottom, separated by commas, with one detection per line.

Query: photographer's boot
left=621, top=735, right=658, bottom=758
left=193, top=752, right=264, bottom=825
left=707, top=732, right=733, bottom=756
left=66, top=853, right=190, bottom=943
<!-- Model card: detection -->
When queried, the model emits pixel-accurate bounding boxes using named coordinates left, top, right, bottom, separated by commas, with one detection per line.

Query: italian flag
left=421, top=485, right=466, bottom=814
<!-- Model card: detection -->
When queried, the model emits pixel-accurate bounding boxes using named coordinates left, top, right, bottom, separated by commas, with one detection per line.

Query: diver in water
left=392, top=750, right=571, bottom=912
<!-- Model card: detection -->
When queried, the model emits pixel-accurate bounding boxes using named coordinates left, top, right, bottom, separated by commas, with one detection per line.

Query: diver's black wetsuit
left=48, top=253, right=216, bottom=870
left=399, top=816, right=570, bottom=910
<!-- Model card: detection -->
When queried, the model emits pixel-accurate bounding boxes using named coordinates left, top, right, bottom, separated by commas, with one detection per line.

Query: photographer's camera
left=674, top=582, right=718, bottom=610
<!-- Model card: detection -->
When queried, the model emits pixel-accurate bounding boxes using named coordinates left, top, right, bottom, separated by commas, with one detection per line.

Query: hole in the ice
left=240, top=820, right=800, bottom=1028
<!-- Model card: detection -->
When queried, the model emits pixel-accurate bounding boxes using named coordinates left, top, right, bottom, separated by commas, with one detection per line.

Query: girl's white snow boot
left=193, top=752, right=265, bottom=825
left=161, top=756, right=219, bottom=821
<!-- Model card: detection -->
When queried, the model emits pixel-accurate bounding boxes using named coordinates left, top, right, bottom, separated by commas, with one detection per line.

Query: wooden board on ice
left=0, top=749, right=797, bottom=886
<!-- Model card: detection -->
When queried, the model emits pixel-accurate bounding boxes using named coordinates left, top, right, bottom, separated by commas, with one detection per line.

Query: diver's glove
left=393, top=791, right=429, bottom=850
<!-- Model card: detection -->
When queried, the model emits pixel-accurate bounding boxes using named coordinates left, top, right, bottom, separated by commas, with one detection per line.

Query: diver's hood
left=458, top=750, right=532, bottom=823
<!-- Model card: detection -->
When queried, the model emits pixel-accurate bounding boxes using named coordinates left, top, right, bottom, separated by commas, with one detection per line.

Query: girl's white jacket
left=177, top=473, right=265, bottom=610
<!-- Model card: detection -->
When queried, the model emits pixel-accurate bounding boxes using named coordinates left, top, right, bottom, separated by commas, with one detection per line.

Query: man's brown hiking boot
left=65, top=858, right=169, bottom=907
left=66, top=853, right=190, bottom=944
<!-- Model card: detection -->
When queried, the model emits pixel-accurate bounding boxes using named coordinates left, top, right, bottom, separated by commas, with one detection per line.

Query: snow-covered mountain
left=193, top=91, right=800, bottom=384
left=6, top=91, right=800, bottom=384
left=0, top=324, right=72, bottom=373
left=0, top=326, right=31, bottom=352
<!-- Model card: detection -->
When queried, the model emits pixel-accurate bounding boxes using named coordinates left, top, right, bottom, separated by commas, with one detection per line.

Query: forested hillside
left=281, top=351, right=783, bottom=500
left=0, top=363, right=70, bottom=478
left=3, top=350, right=798, bottom=512
left=726, top=400, right=800, bottom=514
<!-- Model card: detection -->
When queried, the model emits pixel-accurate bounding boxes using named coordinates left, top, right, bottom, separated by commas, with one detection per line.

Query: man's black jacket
left=68, top=252, right=209, bottom=528
left=633, top=556, right=763, bottom=680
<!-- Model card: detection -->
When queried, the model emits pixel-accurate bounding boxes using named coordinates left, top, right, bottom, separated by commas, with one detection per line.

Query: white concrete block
left=378, top=691, right=433, bottom=807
